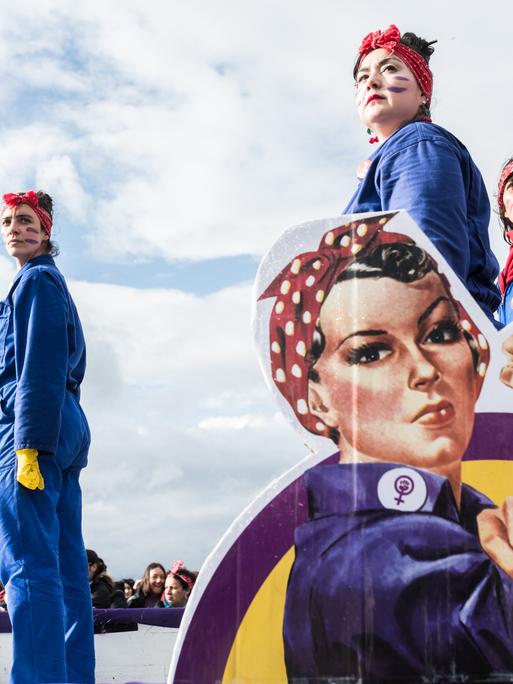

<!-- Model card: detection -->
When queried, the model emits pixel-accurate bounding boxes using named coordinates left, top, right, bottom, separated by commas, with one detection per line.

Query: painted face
left=308, top=272, right=478, bottom=470
left=164, top=575, right=190, bottom=607
left=1, top=203, right=49, bottom=267
left=355, top=48, right=424, bottom=140
left=502, top=175, right=513, bottom=223
left=148, top=568, right=165, bottom=596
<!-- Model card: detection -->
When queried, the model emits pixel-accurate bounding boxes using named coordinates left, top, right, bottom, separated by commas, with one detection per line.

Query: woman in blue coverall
left=0, top=191, right=94, bottom=684
left=346, top=24, right=501, bottom=326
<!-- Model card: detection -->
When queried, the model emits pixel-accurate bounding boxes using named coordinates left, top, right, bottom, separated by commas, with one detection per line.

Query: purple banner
left=0, top=607, right=183, bottom=634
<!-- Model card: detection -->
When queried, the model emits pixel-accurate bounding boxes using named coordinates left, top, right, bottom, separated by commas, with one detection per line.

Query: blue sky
left=0, top=0, right=512, bottom=579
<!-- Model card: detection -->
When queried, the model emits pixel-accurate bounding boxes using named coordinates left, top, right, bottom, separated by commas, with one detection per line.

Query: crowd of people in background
left=0, top=552, right=199, bottom=615
left=86, top=551, right=198, bottom=610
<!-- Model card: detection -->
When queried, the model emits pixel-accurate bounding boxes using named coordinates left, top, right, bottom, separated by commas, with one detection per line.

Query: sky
left=0, top=0, right=511, bottom=578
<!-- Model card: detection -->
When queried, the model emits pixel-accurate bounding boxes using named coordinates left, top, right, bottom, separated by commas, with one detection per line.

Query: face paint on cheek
left=394, top=75, right=411, bottom=82
left=26, top=227, right=39, bottom=234
left=355, top=87, right=365, bottom=107
left=386, top=86, right=408, bottom=93
left=24, top=238, right=39, bottom=244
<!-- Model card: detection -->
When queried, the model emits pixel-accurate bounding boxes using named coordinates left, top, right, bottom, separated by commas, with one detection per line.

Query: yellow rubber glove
left=16, top=449, right=44, bottom=490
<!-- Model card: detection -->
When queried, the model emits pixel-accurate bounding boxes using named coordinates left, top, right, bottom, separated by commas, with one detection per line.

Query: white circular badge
left=377, top=467, right=428, bottom=512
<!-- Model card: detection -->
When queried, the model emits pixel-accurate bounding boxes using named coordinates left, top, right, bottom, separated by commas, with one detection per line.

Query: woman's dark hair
left=498, top=158, right=513, bottom=243
left=86, top=549, right=108, bottom=582
left=170, top=567, right=196, bottom=593
left=141, top=562, right=166, bottom=597
left=35, top=191, right=59, bottom=257
left=399, top=33, right=436, bottom=64
left=36, top=190, right=53, bottom=217
left=307, top=242, right=479, bottom=443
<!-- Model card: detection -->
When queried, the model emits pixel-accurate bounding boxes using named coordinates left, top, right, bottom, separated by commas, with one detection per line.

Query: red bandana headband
left=258, top=214, right=489, bottom=438
left=2, top=191, right=52, bottom=237
left=169, top=560, right=194, bottom=589
left=357, top=24, right=433, bottom=105
left=498, top=160, right=513, bottom=215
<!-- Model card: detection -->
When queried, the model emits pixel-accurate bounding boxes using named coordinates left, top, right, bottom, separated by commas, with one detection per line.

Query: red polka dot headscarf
left=2, top=191, right=52, bottom=236
left=356, top=24, right=434, bottom=107
left=258, top=214, right=489, bottom=438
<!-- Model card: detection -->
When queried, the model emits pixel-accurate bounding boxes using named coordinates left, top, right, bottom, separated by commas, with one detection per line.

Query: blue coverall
left=0, top=255, right=94, bottom=684
left=344, top=121, right=501, bottom=327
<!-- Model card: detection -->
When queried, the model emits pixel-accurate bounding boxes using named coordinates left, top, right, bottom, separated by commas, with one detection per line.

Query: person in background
left=0, top=191, right=94, bottom=684
left=127, top=562, right=166, bottom=607
left=345, top=24, right=500, bottom=327
left=496, top=158, right=513, bottom=326
left=87, top=549, right=113, bottom=609
left=0, top=581, right=6, bottom=611
left=111, top=581, right=129, bottom=608
left=123, top=578, right=135, bottom=601
left=162, top=561, right=196, bottom=608
left=87, top=549, right=127, bottom=609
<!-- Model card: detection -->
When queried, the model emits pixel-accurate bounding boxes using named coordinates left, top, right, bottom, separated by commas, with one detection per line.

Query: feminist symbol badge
left=394, top=475, right=414, bottom=504
left=377, top=467, right=428, bottom=511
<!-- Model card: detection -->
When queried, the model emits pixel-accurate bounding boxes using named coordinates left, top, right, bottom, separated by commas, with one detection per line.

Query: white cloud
left=197, top=414, right=267, bottom=431
left=69, top=278, right=303, bottom=576
left=0, top=0, right=510, bottom=263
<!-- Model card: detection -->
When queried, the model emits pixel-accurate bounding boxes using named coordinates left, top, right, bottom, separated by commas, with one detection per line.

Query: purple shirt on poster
left=284, top=462, right=513, bottom=682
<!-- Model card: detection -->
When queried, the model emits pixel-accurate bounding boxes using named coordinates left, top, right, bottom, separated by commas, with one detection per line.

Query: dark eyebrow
left=357, top=56, right=403, bottom=76
left=337, top=295, right=455, bottom=348
left=417, top=296, right=454, bottom=326
left=337, top=329, right=387, bottom=348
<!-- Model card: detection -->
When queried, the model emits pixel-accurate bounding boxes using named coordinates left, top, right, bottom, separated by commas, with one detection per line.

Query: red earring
left=367, top=128, right=379, bottom=144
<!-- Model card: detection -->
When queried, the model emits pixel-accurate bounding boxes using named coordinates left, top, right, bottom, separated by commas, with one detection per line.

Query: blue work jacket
left=344, top=122, right=501, bottom=326
left=0, top=255, right=86, bottom=454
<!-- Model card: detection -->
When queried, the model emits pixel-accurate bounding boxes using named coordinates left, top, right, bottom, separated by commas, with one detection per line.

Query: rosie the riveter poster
left=168, top=210, right=513, bottom=684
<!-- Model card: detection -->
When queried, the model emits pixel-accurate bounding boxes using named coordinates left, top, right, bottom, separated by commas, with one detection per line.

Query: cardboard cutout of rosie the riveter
left=168, top=211, right=513, bottom=684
